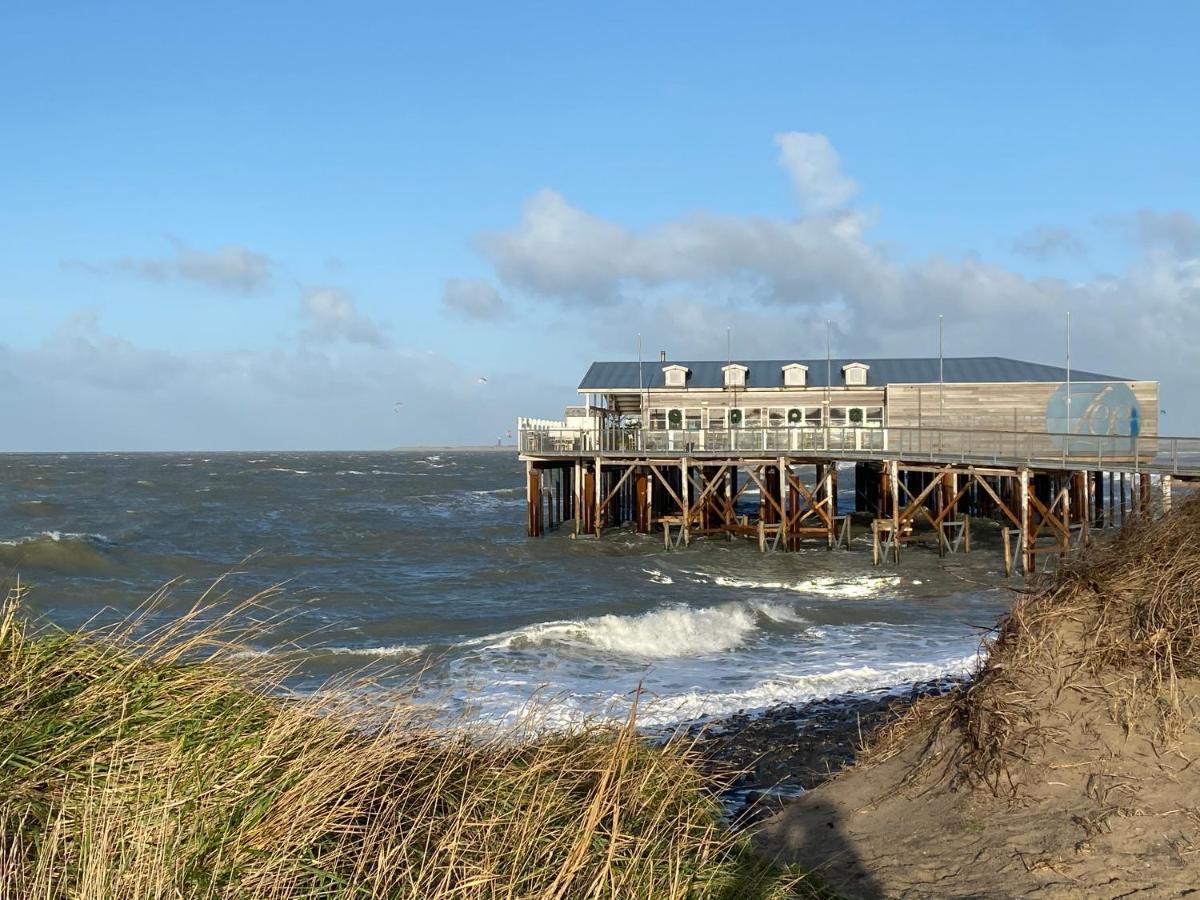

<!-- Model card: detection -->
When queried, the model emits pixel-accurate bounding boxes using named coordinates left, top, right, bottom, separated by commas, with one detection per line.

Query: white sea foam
left=688, top=571, right=901, bottom=599
left=632, top=654, right=982, bottom=725
left=642, top=568, right=674, bottom=585
left=475, top=600, right=808, bottom=659
left=1, top=530, right=110, bottom=546
left=324, top=643, right=429, bottom=658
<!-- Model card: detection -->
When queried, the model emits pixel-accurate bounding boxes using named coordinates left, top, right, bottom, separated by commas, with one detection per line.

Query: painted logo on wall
left=1045, top=382, right=1142, bottom=451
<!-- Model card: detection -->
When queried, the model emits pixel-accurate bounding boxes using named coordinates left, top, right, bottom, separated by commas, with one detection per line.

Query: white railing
left=517, top=424, right=1200, bottom=476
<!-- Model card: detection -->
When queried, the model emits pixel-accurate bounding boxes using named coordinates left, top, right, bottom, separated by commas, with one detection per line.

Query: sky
left=3, top=2, right=1199, bottom=450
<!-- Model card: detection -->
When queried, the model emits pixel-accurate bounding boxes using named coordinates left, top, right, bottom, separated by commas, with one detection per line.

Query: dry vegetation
left=758, top=491, right=1200, bottom=898
left=0, top=585, right=815, bottom=900
left=867, top=491, right=1200, bottom=796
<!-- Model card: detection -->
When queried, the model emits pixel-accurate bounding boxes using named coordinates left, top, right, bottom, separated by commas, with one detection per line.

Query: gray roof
left=579, top=356, right=1130, bottom=390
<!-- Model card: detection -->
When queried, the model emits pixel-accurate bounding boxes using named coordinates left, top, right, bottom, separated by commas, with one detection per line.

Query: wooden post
left=583, top=465, right=596, bottom=536
left=681, top=456, right=691, bottom=547
left=1019, top=467, right=1032, bottom=575
left=594, top=458, right=603, bottom=538
left=823, top=462, right=835, bottom=550
left=574, top=459, right=583, bottom=535
left=1120, top=472, right=1127, bottom=525
left=1140, top=473, right=1151, bottom=515
left=526, top=462, right=541, bottom=537
left=830, top=464, right=839, bottom=517
left=635, top=470, right=649, bottom=533
left=778, top=457, right=789, bottom=552
left=889, top=459, right=900, bottom=563
left=1163, top=475, right=1173, bottom=514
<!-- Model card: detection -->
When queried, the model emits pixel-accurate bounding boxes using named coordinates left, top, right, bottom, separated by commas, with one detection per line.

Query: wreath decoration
left=849, top=407, right=864, bottom=425
left=729, top=408, right=743, bottom=427
left=668, top=408, right=683, bottom=427
left=787, top=408, right=803, bottom=425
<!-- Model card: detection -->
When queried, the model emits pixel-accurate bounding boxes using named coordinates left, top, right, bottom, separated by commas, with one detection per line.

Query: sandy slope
left=755, top=498, right=1200, bottom=899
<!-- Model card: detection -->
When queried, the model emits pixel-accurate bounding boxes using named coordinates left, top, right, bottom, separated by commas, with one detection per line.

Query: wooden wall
left=884, top=381, right=1159, bottom=436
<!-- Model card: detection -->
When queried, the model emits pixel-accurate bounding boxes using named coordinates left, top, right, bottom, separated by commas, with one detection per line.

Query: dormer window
left=722, top=363, right=748, bottom=388
left=662, top=364, right=689, bottom=388
left=782, top=363, right=808, bottom=387
left=842, top=362, right=870, bottom=386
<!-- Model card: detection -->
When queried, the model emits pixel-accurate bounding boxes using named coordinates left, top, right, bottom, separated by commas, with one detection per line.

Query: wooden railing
left=518, top=425, right=1200, bottom=476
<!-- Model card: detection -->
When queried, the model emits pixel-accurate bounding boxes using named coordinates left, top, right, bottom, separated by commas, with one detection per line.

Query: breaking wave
left=474, top=600, right=810, bottom=659
left=0, top=531, right=113, bottom=573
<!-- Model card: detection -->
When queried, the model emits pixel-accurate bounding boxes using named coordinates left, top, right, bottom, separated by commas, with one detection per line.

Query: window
left=709, top=408, right=727, bottom=430
left=805, top=408, right=823, bottom=427
left=663, top=365, right=689, bottom=388
left=722, top=364, right=748, bottom=388
left=866, top=407, right=884, bottom=427
left=743, top=408, right=763, bottom=428
left=768, top=408, right=787, bottom=428
left=685, top=408, right=703, bottom=431
left=828, top=407, right=848, bottom=427
left=782, top=364, right=808, bottom=387
left=842, top=362, right=869, bottom=386
left=649, top=410, right=667, bottom=430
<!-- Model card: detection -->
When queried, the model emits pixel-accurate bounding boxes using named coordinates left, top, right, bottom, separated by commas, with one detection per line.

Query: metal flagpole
left=826, top=320, right=832, bottom=424
left=1066, top=311, right=1072, bottom=433
left=938, top=314, right=944, bottom=428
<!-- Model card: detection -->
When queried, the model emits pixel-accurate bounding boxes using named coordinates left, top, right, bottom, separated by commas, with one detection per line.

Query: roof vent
left=842, top=362, right=870, bottom=386
left=662, top=364, right=689, bottom=388
left=782, top=363, right=808, bottom=387
left=659, top=350, right=667, bottom=363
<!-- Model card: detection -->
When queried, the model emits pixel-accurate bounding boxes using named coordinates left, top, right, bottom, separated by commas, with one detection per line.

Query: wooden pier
left=519, top=355, right=1198, bottom=576
left=520, top=425, right=1200, bottom=576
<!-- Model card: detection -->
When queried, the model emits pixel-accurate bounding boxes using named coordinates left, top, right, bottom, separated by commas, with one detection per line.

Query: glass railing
left=519, top=425, right=1200, bottom=475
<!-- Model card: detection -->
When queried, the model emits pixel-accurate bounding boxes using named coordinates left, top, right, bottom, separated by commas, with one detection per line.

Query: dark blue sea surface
left=0, top=451, right=1010, bottom=726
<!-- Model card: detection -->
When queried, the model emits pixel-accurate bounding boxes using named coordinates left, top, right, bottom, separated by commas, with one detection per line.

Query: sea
left=0, top=451, right=1012, bottom=728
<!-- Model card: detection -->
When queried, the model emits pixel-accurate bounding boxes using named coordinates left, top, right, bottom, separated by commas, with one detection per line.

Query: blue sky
left=4, top=2, right=1199, bottom=449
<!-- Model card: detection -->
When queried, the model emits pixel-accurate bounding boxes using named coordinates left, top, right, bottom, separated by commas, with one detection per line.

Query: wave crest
left=479, top=601, right=808, bottom=659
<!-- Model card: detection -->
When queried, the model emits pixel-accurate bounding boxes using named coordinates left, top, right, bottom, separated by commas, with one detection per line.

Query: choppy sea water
left=0, top=451, right=1011, bottom=727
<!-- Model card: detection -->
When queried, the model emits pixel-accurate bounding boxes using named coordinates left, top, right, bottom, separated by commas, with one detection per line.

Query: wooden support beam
left=681, top=456, right=691, bottom=546
left=1019, top=467, right=1032, bottom=575
left=889, top=459, right=900, bottom=563
left=778, top=457, right=789, bottom=551
left=1163, top=475, right=1174, bottom=514
left=526, top=462, right=541, bottom=538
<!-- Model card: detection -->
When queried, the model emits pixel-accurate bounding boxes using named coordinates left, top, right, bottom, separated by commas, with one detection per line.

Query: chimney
left=659, top=350, right=667, bottom=363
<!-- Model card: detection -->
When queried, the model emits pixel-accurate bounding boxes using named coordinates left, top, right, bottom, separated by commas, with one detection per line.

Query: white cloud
left=460, top=134, right=1200, bottom=431
left=774, top=131, right=859, bottom=212
left=66, top=239, right=273, bottom=294
left=300, top=288, right=386, bottom=346
left=442, top=278, right=514, bottom=320
left=0, top=311, right=564, bottom=450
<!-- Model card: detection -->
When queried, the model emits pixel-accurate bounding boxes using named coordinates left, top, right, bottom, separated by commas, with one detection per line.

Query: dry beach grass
left=757, top=492, right=1200, bottom=899
left=0, top=583, right=814, bottom=900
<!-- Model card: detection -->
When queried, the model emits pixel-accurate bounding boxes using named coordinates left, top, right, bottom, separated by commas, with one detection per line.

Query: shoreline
left=681, top=676, right=967, bottom=825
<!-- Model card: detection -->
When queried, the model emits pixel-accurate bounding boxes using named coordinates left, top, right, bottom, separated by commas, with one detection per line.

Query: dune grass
left=0, top=583, right=818, bottom=899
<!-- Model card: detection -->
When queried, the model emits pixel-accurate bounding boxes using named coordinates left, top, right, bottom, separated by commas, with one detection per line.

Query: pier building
left=518, top=356, right=1198, bottom=574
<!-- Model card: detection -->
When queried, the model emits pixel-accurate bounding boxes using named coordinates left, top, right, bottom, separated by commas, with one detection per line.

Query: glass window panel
left=709, top=408, right=727, bottom=430
left=828, top=407, right=848, bottom=427
left=685, top=409, right=703, bottom=430
left=805, top=408, right=823, bottom=427
left=649, top=410, right=667, bottom=430
left=768, top=408, right=786, bottom=427
left=744, top=408, right=763, bottom=428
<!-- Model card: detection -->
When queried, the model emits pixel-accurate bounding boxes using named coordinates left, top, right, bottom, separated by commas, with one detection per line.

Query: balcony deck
left=519, top=425, right=1200, bottom=478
